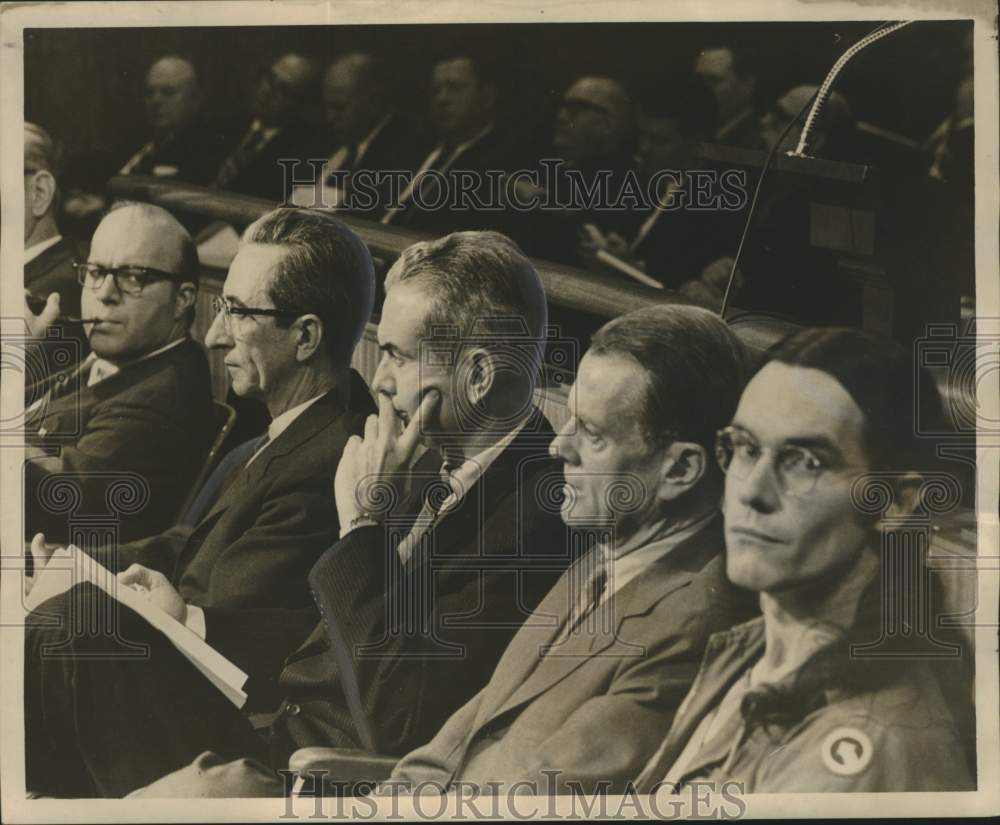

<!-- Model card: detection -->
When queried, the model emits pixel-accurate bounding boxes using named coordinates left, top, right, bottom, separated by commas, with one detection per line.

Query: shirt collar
left=437, top=412, right=529, bottom=512
left=266, top=392, right=326, bottom=443
left=354, top=113, right=392, bottom=166
left=603, top=509, right=719, bottom=599
left=440, top=121, right=495, bottom=164
left=86, top=336, right=188, bottom=387
left=24, top=234, right=62, bottom=264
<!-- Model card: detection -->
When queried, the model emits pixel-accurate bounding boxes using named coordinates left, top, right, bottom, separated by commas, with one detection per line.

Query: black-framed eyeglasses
left=211, top=295, right=300, bottom=333
left=74, top=261, right=183, bottom=296
left=715, top=425, right=862, bottom=498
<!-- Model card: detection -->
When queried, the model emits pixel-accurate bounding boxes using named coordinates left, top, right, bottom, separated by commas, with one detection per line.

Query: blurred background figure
left=211, top=52, right=322, bottom=201
left=577, top=80, right=745, bottom=306
left=117, top=55, right=227, bottom=184
left=289, top=51, right=421, bottom=212
left=513, top=75, right=635, bottom=265
left=382, top=50, right=519, bottom=233
left=759, top=84, right=856, bottom=158
left=693, top=45, right=764, bottom=149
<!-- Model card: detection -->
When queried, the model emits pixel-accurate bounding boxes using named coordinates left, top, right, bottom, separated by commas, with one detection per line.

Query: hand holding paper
left=118, top=564, right=188, bottom=624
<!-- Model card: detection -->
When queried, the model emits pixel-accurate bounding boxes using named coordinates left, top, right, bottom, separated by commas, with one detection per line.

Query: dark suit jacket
left=108, top=372, right=373, bottom=617
left=24, top=338, right=214, bottom=545
left=118, top=116, right=231, bottom=185
left=390, top=515, right=755, bottom=793
left=215, top=119, right=325, bottom=203
left=221, top=411, right=572, bottom=757
left=400, top=125, right=528, bottom=235
left=24, top=236, right=90, bottom=370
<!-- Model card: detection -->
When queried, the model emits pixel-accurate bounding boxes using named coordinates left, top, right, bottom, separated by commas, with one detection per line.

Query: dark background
left=26, top=20, right=972, bottom=160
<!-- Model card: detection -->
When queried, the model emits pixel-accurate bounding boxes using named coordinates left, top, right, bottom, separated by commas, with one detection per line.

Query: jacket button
left=285, top=703, right=301, bottom=717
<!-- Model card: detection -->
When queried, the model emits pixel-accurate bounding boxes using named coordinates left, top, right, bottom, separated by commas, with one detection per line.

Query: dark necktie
left=565, top=562, right=608, bottom=637
left=179, top=432, right=269, bottom=527
left=213, top=126, right=269, bottom=189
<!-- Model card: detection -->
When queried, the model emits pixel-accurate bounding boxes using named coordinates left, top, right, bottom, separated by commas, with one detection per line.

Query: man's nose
left=93, top=274, right=121, bottom=304
left=204, top=310, right=231, bottom=350
left=548, top=423, right=577, bottom=464
left=736, top=456, right=781, bottom=513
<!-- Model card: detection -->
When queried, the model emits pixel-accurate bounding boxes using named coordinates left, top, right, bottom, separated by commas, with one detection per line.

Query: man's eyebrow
left=223, top=294, right=248, bottom=308
left=728, top=424, right=842, bottom=454
left=378, top=340, right=412, bottom=358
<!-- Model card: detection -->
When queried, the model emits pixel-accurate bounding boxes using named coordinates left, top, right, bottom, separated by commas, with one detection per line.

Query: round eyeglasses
left=715, top=425, right=863, bottom=497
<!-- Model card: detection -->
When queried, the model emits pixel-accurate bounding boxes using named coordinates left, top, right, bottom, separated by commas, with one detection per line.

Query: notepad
left=25, top=547, right=248, bottom=708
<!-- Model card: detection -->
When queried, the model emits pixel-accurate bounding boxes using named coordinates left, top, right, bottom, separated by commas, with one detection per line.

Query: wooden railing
left=107, top=176, right=801, bottom=428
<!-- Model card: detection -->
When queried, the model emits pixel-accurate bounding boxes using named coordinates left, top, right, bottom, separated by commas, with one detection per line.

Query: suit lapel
left=471, top=516, right=725, bottom=733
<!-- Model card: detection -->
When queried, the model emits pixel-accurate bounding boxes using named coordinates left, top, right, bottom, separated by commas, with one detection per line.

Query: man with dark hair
left=334, top=304, right=757, bottom=796
left=26, top=229, right=569, bottom=798
left=635, top=328, right=974, bottom=793
left=212, top=53, right=323, bottom=201
left=24, top=201, right=213, bottom=544
left=116, top=55, right=229, bottom=185
left=693, top=45, right=764, bottom=149
left=382, top=50, right=521, bottom=232
left=25, top=208, right=378, bottom=796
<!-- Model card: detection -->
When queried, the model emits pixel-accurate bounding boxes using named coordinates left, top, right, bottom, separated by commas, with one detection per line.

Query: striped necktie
left=213, top=125, right=269, bottom=189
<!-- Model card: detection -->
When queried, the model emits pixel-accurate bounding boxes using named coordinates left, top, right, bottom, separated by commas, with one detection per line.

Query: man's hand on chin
left=334, top=390, right=440, bottom=536
left=118, top=564, right=187, bottom=624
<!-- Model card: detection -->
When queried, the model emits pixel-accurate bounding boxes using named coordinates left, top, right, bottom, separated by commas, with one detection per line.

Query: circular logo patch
left=820, top=727, right=873, bottom=777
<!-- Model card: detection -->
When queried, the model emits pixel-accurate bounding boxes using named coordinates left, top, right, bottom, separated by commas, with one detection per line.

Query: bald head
left=145, top=56, right=203, bottom=134
left=554, top=76, right=633, bottom=168
left=254, top=53, right=319, bottom=124
left=83, top=203, right=199, bottom=360
left=323, top=51, right=389, bottom=144
left=91, top=203, right=197, bottom=279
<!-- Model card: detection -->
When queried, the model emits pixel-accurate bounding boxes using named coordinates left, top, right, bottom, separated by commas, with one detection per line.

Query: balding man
left=693, top=46, right=764, bottom=149
left=514, top=76, right=635, bottom=266
left=24, top=202, right=215, bottom=544
left=289, top=51, right=420, bottom=213
left=117, top=56, right=227, bottom=184
left=212, top=53, right=323, bottom=201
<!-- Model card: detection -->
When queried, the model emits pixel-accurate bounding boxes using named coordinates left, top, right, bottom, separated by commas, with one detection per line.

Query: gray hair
left=385, top=230, right=548, bottom=381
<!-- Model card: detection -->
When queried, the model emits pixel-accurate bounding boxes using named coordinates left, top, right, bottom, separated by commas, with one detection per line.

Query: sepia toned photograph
left=1, top=0, right=997, bottom=820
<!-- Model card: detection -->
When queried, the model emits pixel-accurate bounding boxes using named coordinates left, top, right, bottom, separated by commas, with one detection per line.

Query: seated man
left=24, top=202, right=214, bottom=544
left=23, top=121, right=89, bottom=370
left=116, top=55, right=228, bottom=185
left=362, top=304, right=757, bottom=795
left=635, top=327, right=975, bottom=793
left=28, top=206, right=376, bottom=611
left=578, top=81, right=747, bottom=306
left=211, top=53, right=322, bottom=202
left=26, top=230, right=569, bottom=797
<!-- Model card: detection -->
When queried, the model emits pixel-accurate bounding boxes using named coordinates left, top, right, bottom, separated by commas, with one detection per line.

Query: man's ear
left=29, top=171, right=57, bottom=218
left=292, top=314, right=324, bottom=362
left=656, top=441, right=708, bottom=502
left=173, top=282, right=198, bottom=321
left=462, top=346, right=496, bottom=406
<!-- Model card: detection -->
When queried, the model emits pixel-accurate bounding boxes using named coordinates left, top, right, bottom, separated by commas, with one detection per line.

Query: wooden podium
left=700, top=143, right=894, bottom=336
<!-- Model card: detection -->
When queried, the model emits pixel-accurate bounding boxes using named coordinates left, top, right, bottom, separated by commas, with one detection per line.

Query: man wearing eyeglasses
left=24, top=201, right=215, bottom=545
left=25, top=207, right=378, bottom=797
left=634, top=328, right=974, bottom=793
